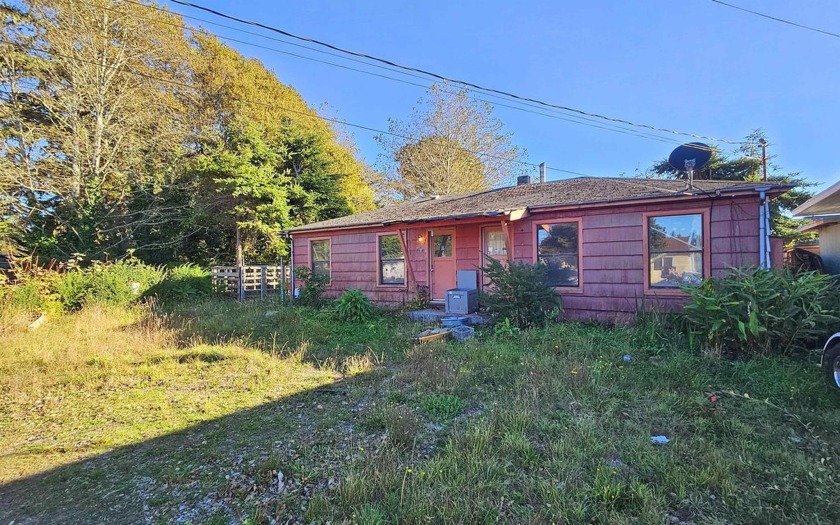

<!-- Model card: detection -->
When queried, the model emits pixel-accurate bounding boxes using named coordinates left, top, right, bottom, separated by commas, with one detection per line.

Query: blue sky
left=169, top=0, right=840, bottom=189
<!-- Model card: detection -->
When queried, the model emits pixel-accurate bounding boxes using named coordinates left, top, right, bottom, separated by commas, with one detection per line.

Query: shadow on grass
left=0, top=373, right=376, bottom=524
left=142, top=297, right=425, bottom=366
left=0, top=299, right=426, bottom=524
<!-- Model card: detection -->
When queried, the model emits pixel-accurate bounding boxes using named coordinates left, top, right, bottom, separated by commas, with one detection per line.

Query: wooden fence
left=211, top=265, right=290, bottom=301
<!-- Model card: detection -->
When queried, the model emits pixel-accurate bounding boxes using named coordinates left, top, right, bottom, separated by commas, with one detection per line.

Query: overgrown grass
left=1, top=299, right=839, bottom=524
left=329, top=323, right=840, bottom=524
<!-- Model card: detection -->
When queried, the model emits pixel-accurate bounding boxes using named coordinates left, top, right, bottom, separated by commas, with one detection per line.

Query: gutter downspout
left=288, top=232, right=295, bottom=303
left=756, top=187, right=772, bottom=269
left=765, top=197, right=772, bottom=268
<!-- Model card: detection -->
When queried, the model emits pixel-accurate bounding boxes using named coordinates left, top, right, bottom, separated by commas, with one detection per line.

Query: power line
left=166, top=0, right=744, bottom=145
left=0, top=38, right=594, bottom=179
left=709, top=0, right=840, bottom=39
left=99, top=0, right=703, bottom=149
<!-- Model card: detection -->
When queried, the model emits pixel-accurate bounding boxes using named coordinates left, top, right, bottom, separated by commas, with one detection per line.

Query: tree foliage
left=191, top=118, right=292, bottom=264
left=377, top=84, right=525, bottom=200
left=1, top=0, right=193, bottom=260
left=1, top=1, right=375, bottom=265
left=645, top=130, right=814, bottom=242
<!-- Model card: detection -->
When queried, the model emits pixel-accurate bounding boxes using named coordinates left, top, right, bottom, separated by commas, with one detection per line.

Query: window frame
left=308, top=237, right=332, bottom=285
left=376, top=232, right=407, bottom=288
left=531, top=217, right=584, bottom=293
left=480, top=225, right=510, bottom=290
left=642, top=209, right=711, bottom=295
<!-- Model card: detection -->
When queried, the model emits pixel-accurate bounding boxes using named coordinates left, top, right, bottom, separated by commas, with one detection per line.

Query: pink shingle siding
left=292, top=194, right=766, bottom=321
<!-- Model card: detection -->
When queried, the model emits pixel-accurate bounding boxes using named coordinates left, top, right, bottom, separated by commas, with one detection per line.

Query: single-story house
left=793, top=180, right=840, bottom=274
left=287, top=177, right=790, bottom=322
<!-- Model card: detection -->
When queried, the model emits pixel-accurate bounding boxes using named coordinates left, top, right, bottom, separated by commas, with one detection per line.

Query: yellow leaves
left=191, top=34, right=376, bottom=214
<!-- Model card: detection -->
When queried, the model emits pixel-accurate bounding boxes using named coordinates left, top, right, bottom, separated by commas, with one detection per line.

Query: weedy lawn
left=1, top=300, right=839, bottom=524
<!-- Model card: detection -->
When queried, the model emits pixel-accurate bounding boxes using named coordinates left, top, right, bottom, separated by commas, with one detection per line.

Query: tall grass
left=3, top=294, right=840, bottom=524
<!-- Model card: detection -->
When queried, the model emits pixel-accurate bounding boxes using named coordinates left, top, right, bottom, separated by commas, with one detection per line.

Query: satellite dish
left=669, top=143, right=712, bottom=172
left=668, top=143, right=712, bottom=187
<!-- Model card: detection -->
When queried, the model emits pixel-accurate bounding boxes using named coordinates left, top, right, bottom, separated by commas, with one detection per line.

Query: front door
left=430, top=229, right=456, bottom=301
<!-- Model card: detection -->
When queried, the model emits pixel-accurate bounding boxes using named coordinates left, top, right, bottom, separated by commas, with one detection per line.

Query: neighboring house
left=287, top=177, right=790, bottom=322
left=793, top=180, right=840, bottom=273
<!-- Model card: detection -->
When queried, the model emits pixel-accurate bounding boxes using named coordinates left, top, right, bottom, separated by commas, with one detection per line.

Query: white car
left=822, top=333, right=840, bottom=389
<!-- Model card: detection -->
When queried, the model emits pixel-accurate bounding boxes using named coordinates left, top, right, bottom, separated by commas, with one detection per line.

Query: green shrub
left=480, top=258, right=562, bottom=329
left=1, top=260, right=164, bottom=314
left=493, top=317, right=521, bottom=338
left=419, top=393, right=465, bottom=421
left=681, top=268, right=839, bottom=356
left=149, top=264, right=212, bottom=303
left=2, top=278, right=61, bottom=315
left=335, top=288, right=374, bottom=323
left=294, top=266, right=329, bottom=307
left=86, top=260, right=164, bottom=305
left=60, top=260, right=164, bottom=310
left=52, top=269, right=91, bottom=311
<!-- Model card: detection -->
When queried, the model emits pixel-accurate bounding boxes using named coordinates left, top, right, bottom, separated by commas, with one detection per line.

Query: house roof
left=793, top=179, right=840, bottom=218
left=288, top=177, right=791, bottom=233
left=798, top=217, right=840, bottom=233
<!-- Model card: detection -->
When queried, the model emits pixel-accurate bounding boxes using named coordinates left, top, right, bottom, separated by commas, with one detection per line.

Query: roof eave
left=285, top=182, right=793, bottom=235
left=793, top=179, right=840, bottom=217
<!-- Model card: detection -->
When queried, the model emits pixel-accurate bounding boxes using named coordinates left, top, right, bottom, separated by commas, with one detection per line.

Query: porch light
left=417, top=233, right=425, bottom=243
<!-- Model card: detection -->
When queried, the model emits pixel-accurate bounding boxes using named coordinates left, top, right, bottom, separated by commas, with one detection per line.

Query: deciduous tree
left=1, top=0, right=193, bottom=259
left=377, top=84, right=525, bottom=200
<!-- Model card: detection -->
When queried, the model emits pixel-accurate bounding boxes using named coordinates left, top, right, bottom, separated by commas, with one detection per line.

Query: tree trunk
left=235, top=223, right=244, bottom=267
left=235, top=224, right=244, bottom=301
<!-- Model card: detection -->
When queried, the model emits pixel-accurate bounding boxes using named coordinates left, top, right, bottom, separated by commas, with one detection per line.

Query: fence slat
left=211, top=265, right=290, bottom=300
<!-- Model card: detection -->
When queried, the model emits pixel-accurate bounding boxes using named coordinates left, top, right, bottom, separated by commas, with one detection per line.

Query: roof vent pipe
left=517, top=175, right=531, bottom=185
left=539, top=162, right=547, bottom=183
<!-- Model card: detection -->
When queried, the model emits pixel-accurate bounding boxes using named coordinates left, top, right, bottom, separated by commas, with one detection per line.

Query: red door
left=430, top=229, right=456, bottom=301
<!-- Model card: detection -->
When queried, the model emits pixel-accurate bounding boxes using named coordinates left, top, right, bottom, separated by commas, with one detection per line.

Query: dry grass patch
left=0, top=304, right=340, bottom=484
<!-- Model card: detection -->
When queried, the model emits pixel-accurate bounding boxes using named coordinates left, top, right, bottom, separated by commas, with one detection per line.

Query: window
left=433, top=234, right=453, bottom=258
left=379, top=234, right=405, bottom=285
left=484, top=229, right=507, bottom=258
left=647, top=213, right=703, bottom=288
left=536, top=222, right=579, bottom=287
left=310, top=239, right=330, bottom=280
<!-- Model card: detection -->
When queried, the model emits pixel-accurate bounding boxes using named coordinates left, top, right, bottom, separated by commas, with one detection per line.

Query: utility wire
left=708, top=0, right=840, bottom=39
left=0, top=38, right=594, bottom=178
left=0, top=90, right=691, bottom=198
left=100, top=0, right=703, bottom=149
left=166, top=0, right=744, bottom=145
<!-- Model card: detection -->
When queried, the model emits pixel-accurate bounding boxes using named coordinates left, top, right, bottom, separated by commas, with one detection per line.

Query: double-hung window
left=378, top=234, right=405, bottom=285
left=310, top=239, right=331, bottom=281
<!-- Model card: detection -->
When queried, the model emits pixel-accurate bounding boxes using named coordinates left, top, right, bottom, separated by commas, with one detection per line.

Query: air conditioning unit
left=445, top=270, right=479, bottom=315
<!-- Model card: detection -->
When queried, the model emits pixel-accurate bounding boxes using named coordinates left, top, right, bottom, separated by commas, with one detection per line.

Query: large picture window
left=310, top=239, right=331, bottom=280
left=378, top=234, right=405, bottom=285
left=536, top=222, right=580, bottom=287
left=647, top=213, right=703, bottom=288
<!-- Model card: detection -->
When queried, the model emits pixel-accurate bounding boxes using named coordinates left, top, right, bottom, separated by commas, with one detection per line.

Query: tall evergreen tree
left=646, top=130, right=813, bottom=242
left=191, top=118, right=291, bottom=265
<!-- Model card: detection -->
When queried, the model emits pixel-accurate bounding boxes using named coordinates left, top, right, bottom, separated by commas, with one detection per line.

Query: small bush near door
left=681, top=268, right=839, bottom=357
left=335, top=288, right=374, bottom=323
left=480, top=258, right=562, bottom=329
